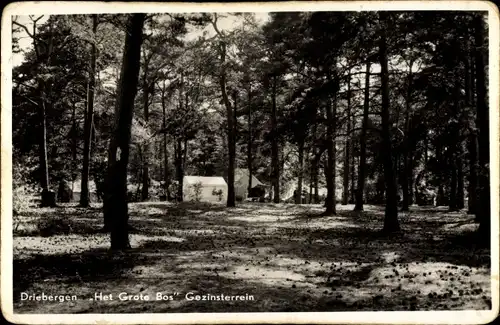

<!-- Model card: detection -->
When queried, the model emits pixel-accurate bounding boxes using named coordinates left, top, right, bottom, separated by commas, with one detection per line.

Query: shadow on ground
left=13, top=202, right=491, bottom=313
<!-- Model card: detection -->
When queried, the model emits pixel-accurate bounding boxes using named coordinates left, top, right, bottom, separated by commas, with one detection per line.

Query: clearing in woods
left=13, top=202, right=490, bottom=313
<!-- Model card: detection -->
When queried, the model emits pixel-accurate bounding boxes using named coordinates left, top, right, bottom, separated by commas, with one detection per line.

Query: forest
left=10, top=11, right=492, bottom=313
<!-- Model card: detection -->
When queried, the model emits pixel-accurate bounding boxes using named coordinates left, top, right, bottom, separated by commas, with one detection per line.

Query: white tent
left=72, top=179, right=99, bottom=202
left=183, top=176, right=227, bottom=203
left=234, top=168, right=267, bottom=199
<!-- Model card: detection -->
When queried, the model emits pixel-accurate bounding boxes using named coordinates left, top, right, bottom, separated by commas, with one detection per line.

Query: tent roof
left=234, top=168, right=267, bottom=188
left=184, top=176, right=227, bottom=186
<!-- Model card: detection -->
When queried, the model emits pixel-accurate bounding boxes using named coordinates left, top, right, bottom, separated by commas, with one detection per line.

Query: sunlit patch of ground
left=12, top=202, right=491, bottom=313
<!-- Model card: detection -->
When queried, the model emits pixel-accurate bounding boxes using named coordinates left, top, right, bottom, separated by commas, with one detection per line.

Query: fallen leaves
left=12, top=202, right=492, bottom=313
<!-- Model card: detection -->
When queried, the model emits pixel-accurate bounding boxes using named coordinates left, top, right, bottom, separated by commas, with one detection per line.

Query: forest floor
left=12, top=202, right=491, bottom=313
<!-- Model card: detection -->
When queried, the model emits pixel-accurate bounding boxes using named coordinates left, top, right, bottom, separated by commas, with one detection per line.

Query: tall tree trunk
left=71, top=101, right=77, bottom=197
left=324, top=83, right=337, bottom=215
left=161, top=86, right=170, bottom=201
left=342, top=72, right=351, bottom=205
left=247, top=84, right=253, bottom=196
left=350, top=146, right=356, bottom=204
left=465, top=47, right=478, bottom=215
left=379, top=13, right=400, bottom=233
left=436, top=141, right=446, bottom=206
left=39, top=95, right=51, bottom=203
left=141, top=66, right=150, bottom=202
left=218, top=42, right=236, bottom=207
left=103, top=13, right=145, bottom=250
left=468, top=133, right=479, bottom=214
left=457, top=157, right=464, bottom=209
left=80, top=15, right=98, bottom=208
left=401, top=59, right=413, bottom=212
left=355, top=63, right=371, bottom=211
left=449, top=163, right=458, bottom=211
left=38, top=20, right=55, bottom=208
left=271, top=75, right=280, bottom=203
left=296, top=138, right=305, bottom=204
left=474, top=15, right=490, bottom=238
left=175, top=138, right=184, bottom=202
left=408, top=153, right=414, bottom=205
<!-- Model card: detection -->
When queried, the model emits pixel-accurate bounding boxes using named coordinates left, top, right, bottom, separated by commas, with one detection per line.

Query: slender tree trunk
left=465, top=47, right=479, bottom=215
left=468, top=132, right=479, bottom=214
left=271, top=75, right=280, bottom=203
left=379, top=13, right=399, bottom=233
left=436, top=141, right=445, bottom=206
left=103, top=13, right=145, bottom=250
left=141, top=67, right=150, bottom=202
left=80, top=15, right=98, bottom=208
left=449, top=162, right=458, bottom=211
left=296, top=138, right=305, bottom=204
left=309, top=164, right=314, bottom=204
left=161, top=87, right=170, bottom=201
left=175, top=138, right=184, bottom=202
left=408, top=153, right=414, bottom=205
left=247, top=84, right=253, bottom=196
left=71, top=101, right=77, bottom=199
left=401, top=59, right=413, bottom=212
left=342, top=73, right=351, bottom=205
left=350, top=146, right=356, bottom=204
left=39, top=96, right=50, bottom=195
left=38, top=20, right=55, bottom=208
left=324, top=82, right=337, bottom=215
left=355, top=63, right=370, bottom=211
left=457, top=157, right=464, bottom=209
left=474, top=15, right=490, bottom=238
left=218, top=42, right=236, bottom=207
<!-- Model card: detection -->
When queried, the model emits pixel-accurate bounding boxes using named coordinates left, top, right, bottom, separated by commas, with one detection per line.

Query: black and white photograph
left=1, top=1, right=499, bottom=324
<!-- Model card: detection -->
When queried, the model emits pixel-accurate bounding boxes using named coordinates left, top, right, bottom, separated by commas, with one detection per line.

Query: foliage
left=191, top=181, right=203, bottom=202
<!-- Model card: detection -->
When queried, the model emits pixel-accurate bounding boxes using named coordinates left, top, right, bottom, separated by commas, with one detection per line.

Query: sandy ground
left=12, top=202, right=491, bottom=313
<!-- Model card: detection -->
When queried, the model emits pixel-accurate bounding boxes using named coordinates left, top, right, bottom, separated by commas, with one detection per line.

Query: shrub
left=212, top=188, right=224, bottom=202
left=191, top=181, right=203, bottom=202
left=13, top=161, right=37, bottom=216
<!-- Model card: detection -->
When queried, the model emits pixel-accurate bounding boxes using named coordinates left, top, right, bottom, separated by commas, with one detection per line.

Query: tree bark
left=38, top=19, right=56, bottom=208
left=296, top=138, right=305, bottom=204
left=465, top=46, right=478, bottom=215
left=80, top=15, right=98, bottom=207
left=141, top=61, right=151, bottom=202
left=175, top=138, right=184, bottom=201
left=401, top=59, right=413, bottom=212
left=38, top=91, right=51, bottom=200
left=379, top=13, right=399, bottom=233
left=474, top=15, right=490, bottom=238
left=271, top=75, right=280, bottom=203
left=449, top=162, right=458, bottom=211
left=342, top=72, right=351, bottom=205
left=218, top=41, right=236, bottom=207
left=457, top=157, right=464, bottom=209
left=161, top=86, right=171, bottom=201
left=103, top=13, right=145, bottom=250
left=247, top=83, right=253, bottom=196
left=324, top=79, right=337, bottom=215
left=354, top=63, right=371, bottom=211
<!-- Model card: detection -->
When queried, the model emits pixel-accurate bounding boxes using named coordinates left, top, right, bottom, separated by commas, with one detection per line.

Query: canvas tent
left=71, top=179, right=99, bottom=202
left=234, top=168, right=268, bottom=200
left=183, top=176, right=228, bottom=203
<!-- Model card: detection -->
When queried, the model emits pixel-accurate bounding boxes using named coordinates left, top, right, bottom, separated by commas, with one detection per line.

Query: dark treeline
left=12, top=11, right=490, bottom=249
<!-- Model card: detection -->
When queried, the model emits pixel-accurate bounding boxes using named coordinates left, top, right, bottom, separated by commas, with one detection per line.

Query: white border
left=1, top=1, right=499, bottom=324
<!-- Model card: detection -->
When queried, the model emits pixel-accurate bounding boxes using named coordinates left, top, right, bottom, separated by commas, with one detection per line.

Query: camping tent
left=72, top=179, right=99, bottom=202
left=234, top=168, right=267, bottom=200
left=183, top=176, right=228, bottom=203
